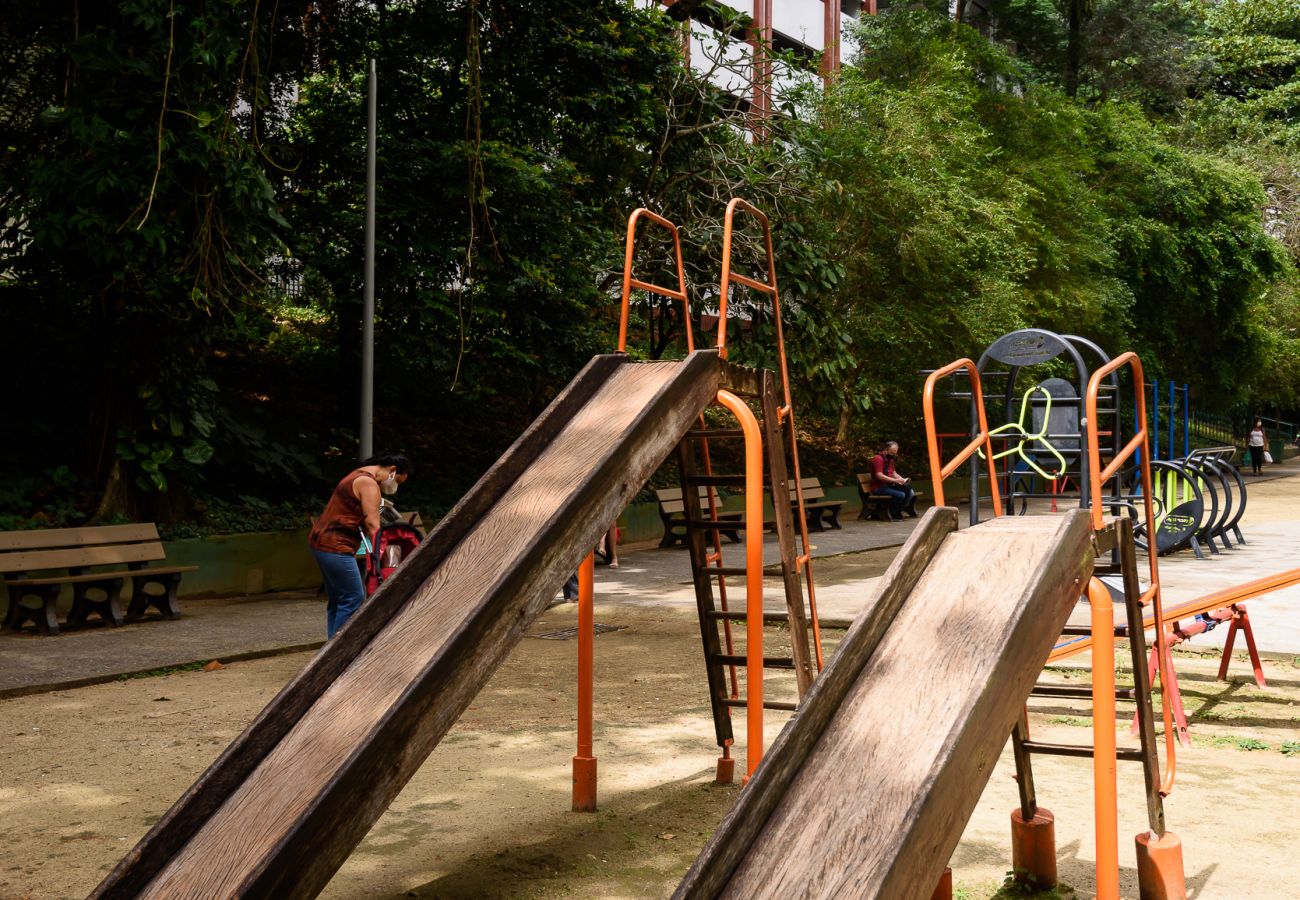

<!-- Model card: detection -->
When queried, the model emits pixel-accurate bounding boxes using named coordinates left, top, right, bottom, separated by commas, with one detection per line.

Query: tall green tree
left=2, top=1, right=300, bottom=516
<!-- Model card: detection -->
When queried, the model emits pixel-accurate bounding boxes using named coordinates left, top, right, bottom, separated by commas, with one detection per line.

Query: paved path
left=3, top=456, right=1297, bottom=696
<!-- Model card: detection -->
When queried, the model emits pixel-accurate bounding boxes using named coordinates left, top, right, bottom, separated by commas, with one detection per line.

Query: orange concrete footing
left=929, top=866, right=953, bottom=900
left=1135, top=831, right=1187, bottom=900
left=571, top=756, right=597, bottom=812
left=1010, top=807, right=1058, bottom=888
left=715, top=755, right=735, bottom=784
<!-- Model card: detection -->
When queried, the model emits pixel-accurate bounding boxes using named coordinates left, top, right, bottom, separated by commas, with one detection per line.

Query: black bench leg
left=68, top=579, right=126, bottom=627
left=804, top=508, right=824, bottom=532
left=824, top=507, right=842, bottom=530
left=3, top=585, right=61, bottom=635
left=659, top=515, right=685, bottom=549
left=128, top=573, right=183, bottom=620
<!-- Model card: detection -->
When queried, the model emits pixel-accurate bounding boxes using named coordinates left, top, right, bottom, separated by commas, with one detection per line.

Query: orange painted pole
left=1086, top=352, right=1177, bottom=796
left=717, top=389, right=765, bottom=780
left=572, top=551, right=597, bottom=812
left=1088, top=577, right=1120, bottom=900
left=922, top=358, right=1002, bottom=515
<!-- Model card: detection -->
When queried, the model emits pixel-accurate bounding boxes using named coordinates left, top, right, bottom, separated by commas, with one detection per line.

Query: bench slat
left=0, top=523, right=159, bottom=552
left=0, top=542, right=166, bottom=573
left=8, top=564, right=199, bottom=588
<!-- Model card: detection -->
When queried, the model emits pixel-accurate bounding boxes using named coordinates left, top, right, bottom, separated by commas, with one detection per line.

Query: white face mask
left=381, top=471, right=398, bottom=495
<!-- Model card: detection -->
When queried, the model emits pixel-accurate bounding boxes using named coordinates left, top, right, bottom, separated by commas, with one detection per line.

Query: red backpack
left=364, top=521, right=423, bottom=596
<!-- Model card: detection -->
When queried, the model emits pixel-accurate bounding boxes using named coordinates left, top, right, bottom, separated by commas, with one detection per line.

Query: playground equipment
left=923, top=341, right=1186, bottom=899
left=90, top=202, right=818, bottom=897
left=678, top=506, right=1096, bottom=899
left=1131, top=446, right=1247, bottom=559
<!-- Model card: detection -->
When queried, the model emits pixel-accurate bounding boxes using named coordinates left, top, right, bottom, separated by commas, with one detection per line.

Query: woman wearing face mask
left=309, top=452, right=412, bottom=638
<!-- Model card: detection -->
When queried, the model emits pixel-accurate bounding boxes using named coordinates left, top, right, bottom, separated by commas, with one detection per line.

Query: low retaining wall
left=167, top=477, right=954, bottom=598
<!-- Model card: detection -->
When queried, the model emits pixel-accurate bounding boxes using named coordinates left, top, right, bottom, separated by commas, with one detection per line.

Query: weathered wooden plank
left=0, top=543, right=164, bottom=572
left=89, top=353, right=630, bottom=899
left=99, top=351, right=723, bottom=899
left=711, top=509, right=1094, bottom=900
left=0, top=523, right=159, bottom=552
left=675, top=506, right=960, bottom=899
left=722, top=509, right=1086, bottom=894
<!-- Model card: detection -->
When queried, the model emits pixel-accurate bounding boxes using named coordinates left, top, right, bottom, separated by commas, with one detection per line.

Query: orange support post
left=716, top=389, right=765, bottom=780
left=572, top=551, right=597, bottom=812
left=1010, top=807, right=1058, bottom=890
left=928, top=867, right=953, bottom=900
left=1087, top=577, right=1120, bottom=900
left=1135, top=831, right=1187, bottom=900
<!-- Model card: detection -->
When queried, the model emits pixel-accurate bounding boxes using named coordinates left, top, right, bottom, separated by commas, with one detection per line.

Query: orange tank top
left=309, top=468, right=376, bottom=553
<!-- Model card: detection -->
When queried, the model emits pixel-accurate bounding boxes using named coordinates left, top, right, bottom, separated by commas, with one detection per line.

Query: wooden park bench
left=856, top=473, right=922, bottom=521
left=788, top=477, right=847, bottom=531
left=655, top=487, right=744, bottom=548
left=0, top=524, right=197, bottom=635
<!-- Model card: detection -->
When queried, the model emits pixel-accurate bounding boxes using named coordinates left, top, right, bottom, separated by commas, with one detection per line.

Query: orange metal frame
left=921, top=358, right=1003, bottom=516
left=921, top=352, right=1184, bottom=899
left=1084, top=352, right=1177, bottom=797
left=718, top=197, right=825, bottom=670
left=617, top=207, right=694, bottom=354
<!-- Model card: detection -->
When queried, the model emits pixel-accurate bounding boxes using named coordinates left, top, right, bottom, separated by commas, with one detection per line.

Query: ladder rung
left=1022, top=740, right=1146, bottom=761
left=1031, top=685, right=1138, bottom=701
left=722, top=698, right=798, bottom=711
left=685, top=428, right=745, bottom=439
left=701, top=566, right=754, bottom=577
left=1059, top=625, right=1128, bottom=636
left=685, top=474, right=765, bottom=487
left=706, top=610, right=791, bottom=624
left=692, top=519, right=762, bottom=530
left=713, top=654, right=797, bottom=669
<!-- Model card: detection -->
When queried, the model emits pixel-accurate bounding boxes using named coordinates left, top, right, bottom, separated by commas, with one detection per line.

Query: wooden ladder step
left=1031, top=684, right=1138, bottom=701
left=1020, top=740, right=1146, bottom=762
left=722, top=698, right=798, bottom=712
left=699, top=566, right=754, bottom=577
left=713, top=654, right=797, bottom=669
left=685, top=428, right=746, bottom=440
left=706, top=610, right=791, bottom=624
left=684, top=474, right=764, bottom=487
left=691, top=519, right=762, bottom=530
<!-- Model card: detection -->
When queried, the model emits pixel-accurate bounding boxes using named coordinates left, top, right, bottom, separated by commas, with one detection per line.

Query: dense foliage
left=2, top=0, right=1297, bottom=531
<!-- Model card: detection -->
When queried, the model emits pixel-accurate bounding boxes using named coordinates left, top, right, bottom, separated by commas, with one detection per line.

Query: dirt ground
left=2, top=490, right=1299, bottom=898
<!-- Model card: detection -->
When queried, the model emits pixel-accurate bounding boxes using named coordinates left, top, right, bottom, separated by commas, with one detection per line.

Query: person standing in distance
left=1247, top=418, right=1267, bottom=475
left=869, top=440, right=915, bottom=521
left=309, top=453, right=412, bottom=637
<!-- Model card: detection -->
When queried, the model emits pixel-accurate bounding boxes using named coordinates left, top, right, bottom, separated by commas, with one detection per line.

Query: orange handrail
left=718, top=197, right=824, bottom=670
left=716, top=389, right=767, bottom=780
left=1085, top=351, right=1176, bottom=796
left=617, top=208, right=694, bottom=354
left=922, top=359, right=1003, bottom=516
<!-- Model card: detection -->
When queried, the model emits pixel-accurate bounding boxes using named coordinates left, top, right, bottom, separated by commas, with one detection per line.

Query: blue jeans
left=313, top=548, right=365, bottom=638
left=878, top=485, right=914, bottom=518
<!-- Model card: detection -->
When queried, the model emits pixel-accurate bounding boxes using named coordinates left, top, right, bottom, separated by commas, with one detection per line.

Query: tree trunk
left=836, top=399, right=853, bottom=445
left=1065, top=0, right=1083, bottom=97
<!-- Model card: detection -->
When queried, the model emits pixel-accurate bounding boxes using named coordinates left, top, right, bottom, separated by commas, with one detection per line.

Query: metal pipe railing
left=617, top=208, right=694, bottom=354
left=922, top=358, right=1003, bottom=516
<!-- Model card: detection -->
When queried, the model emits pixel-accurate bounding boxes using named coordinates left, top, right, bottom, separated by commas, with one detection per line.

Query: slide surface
left=94, top=350, right=730, bottom=899
left=678, top=507, right=1095, bottom=900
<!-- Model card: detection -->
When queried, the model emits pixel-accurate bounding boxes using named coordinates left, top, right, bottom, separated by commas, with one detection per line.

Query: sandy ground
left=2, top=484, right=1299, bottom=898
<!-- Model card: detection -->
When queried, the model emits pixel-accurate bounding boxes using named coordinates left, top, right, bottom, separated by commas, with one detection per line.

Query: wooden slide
left=677, top=506, right=1096, bottom=900
left=93, top=350, right=746, bottom=899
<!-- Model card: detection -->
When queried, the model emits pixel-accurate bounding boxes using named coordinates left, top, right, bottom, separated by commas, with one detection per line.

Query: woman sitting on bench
left=869, top=441, right=916, bottom=521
